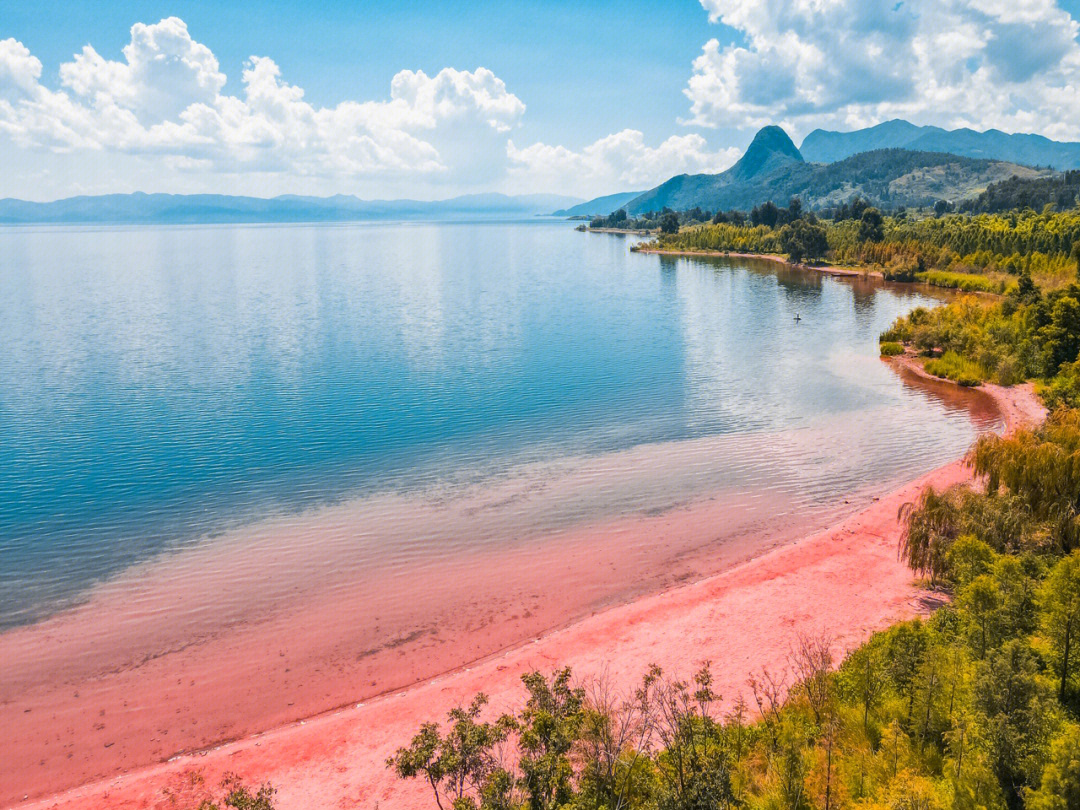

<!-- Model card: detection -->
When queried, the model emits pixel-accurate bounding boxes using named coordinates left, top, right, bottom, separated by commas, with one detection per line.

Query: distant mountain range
left=559, top=121, right=1080, bottom=219
left=0, top=192, right=583, bottom=224
left=800, top=120, right=1080, bottom=170
left=616, top=126, right=1047, bottom=215
left=551, top=191, right=644, bottom=217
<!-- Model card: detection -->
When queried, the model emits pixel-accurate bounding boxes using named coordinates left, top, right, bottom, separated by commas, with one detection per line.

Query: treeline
left=388, top=415, right=1080, bottom=809
left=962, top=173, right=1080, bottom=215
left=645, top=198, right=831, bottom=264
left=590, top=207, right=715, bottom=233
left=652, top=202, right=1080, bottom=289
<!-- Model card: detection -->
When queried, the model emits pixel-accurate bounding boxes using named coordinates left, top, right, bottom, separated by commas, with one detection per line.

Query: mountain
left=622, top=125, right=1050, bottom=214
left=0, top=192, right=583, bottom=224
left=626, top=126, right=805, bottom=213
left=726, top=125, right=805, bottom=181
left=552, top=190, right=644, bottom=217
left=800, top=120, right=1080, bottom=170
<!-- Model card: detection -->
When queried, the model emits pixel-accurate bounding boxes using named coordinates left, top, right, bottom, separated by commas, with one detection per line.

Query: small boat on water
left=794, top=314, right=802, bottom=323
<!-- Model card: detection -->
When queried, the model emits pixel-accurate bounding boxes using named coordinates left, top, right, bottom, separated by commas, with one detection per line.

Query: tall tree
left=1041, top=551, right=1080, bottom=700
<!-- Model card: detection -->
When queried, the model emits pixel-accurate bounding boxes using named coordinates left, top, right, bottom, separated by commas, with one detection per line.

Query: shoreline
left=633, top=246, right=882, bottom=279
left=10, top=379, right=1045, bottom=810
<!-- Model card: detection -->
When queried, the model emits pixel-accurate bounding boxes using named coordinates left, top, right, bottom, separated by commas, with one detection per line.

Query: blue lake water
left=0, top=221, right=995, bottom=630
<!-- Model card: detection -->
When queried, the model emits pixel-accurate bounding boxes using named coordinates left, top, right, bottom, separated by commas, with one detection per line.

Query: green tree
left=858, top=207, right=885, bottom=242
left=517, top=669, right=585, bottom=810
left=1027, top=724, right=1080, bottom=810
left=1040, top=551, right=1080, bottom=700
left=959, top=575, right=1002, bottom=658
left=973, top=640, right=1056, bottom=807
left=660, top=213, right=679, bottom=234
left=780, top=219, right=828, bottom=264
left=389, top=694, right=513, bottom=810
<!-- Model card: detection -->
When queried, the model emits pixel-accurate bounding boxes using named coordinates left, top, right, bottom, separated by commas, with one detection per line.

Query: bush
left=880, top=341, right=905, bottom=356
left=915, top=270, right=998, bottom=293
left=925, top=351, right=987, bottom=386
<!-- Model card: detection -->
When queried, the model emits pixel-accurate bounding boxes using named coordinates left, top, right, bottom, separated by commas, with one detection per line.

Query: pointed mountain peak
left=727, top=125, right=804, bottom=181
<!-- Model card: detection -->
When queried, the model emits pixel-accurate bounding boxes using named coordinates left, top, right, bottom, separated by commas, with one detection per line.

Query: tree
left=1072, top=242, right=1080, bottom=279
left=389, top=694, right=513, bottom=810
left=660, top=213, right=679, bottom=234
left=959, top=575, right=1002, bottom=658
left=517, top=669, right=585, bottom=810
left=973, top=640, right=1055, bottom=807
left=1040, top=551, right=1080, bottom=700
left=857, top=207, right=885, bottom=242
left=760, top=201, right=781, bottom=228
left=1027, top=725, right=1080, bottom=810
left=787, top=197, right=803, bottom=222
left=780, top=219, right=828, bottom=264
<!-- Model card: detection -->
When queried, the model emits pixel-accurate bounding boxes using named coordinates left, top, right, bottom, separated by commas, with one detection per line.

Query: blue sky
left=3, top=0, right=1080, bottom=201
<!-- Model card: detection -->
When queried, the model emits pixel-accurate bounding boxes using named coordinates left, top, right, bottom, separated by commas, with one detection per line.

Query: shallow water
left=1, top=221, right=993, bottom=630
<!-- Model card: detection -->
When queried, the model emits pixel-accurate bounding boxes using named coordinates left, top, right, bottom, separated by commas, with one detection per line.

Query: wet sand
left=3, top=373, right=1043, bottom=810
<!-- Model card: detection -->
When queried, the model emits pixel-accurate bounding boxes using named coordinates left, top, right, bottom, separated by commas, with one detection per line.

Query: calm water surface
left=0, top=221, right=992, bottom=629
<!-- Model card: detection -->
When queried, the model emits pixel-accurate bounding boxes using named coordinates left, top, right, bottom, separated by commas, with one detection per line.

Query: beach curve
left=7, top=373, right=1045, bottom=810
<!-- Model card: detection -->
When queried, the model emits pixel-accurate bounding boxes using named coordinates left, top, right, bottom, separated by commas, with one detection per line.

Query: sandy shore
left=7, top=373, right=1044, bottom=810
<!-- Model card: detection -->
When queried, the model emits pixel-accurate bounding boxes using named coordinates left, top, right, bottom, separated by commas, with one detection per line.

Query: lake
left=0, top=220, right=1000, bottom=800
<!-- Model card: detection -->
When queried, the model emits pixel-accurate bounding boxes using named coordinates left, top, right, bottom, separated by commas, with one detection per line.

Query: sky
left=2, top=0, right=1080, bottom=201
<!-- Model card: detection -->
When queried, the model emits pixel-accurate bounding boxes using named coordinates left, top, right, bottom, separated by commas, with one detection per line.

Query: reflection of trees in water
left=891, top=362, right=1003, bottom=432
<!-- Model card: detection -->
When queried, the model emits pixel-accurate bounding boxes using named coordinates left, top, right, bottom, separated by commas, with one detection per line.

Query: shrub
left=880, top=341, right=905, bottom=356
left=915, top=270, right=998, bottom=293
left=924, top=351, right=987, bottom=386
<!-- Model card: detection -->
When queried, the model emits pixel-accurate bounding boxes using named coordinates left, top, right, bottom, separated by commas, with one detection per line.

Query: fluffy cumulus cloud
left=686, top=0, right=1080, bottom=139
left=508, top=130, right=740, bottom=197
left=0, top=16, right=733, bottom=199
left=0, top=17, right=531, bottom=191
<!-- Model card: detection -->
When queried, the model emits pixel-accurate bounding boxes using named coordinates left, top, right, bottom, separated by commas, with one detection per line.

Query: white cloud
left=0, top=16, right=745, bottom=200
left=59, top=17, right=226, bottom=122
left=687, top=0, right=1080, bottom=139
left=0, top=17, right=527, bottom=189
left=508, top=130, right=740, bottom=198
left=0, top=38, right=42, bottom=100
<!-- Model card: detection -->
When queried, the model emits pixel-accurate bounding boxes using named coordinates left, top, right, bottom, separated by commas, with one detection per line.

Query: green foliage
left=858, top=207, right=885, bottom=243
left=660, top=213, right=680, bottom=235
left=1040, top=553, right=1080, bottom=700
left=924, top=351, right=988, bottom=387
left=160, top=771, right=276, bottom=810
left=915, top=271, right=999, bottom=293
left=880, top=341, right=905, bottom=357
left=649, top=208, right=1080, bottom=293
left=389, top=693, right=514, bottom=810
left=961, top=172, right=1080, bottom=215
left=780, top=219, right=829, bottom=263
left=1027, top=725, right=1080, bottom=809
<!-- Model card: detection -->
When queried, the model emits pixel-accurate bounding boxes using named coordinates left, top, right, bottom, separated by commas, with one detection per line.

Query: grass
left=924, top=350, right=988, bottom=386
left=915, top=270, right=999, bottom=293
left=879, top=341, right=905, bottom=356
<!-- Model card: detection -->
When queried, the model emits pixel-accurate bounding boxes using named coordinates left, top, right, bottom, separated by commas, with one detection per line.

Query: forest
left=647, top=201, right=1080, bottom=292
